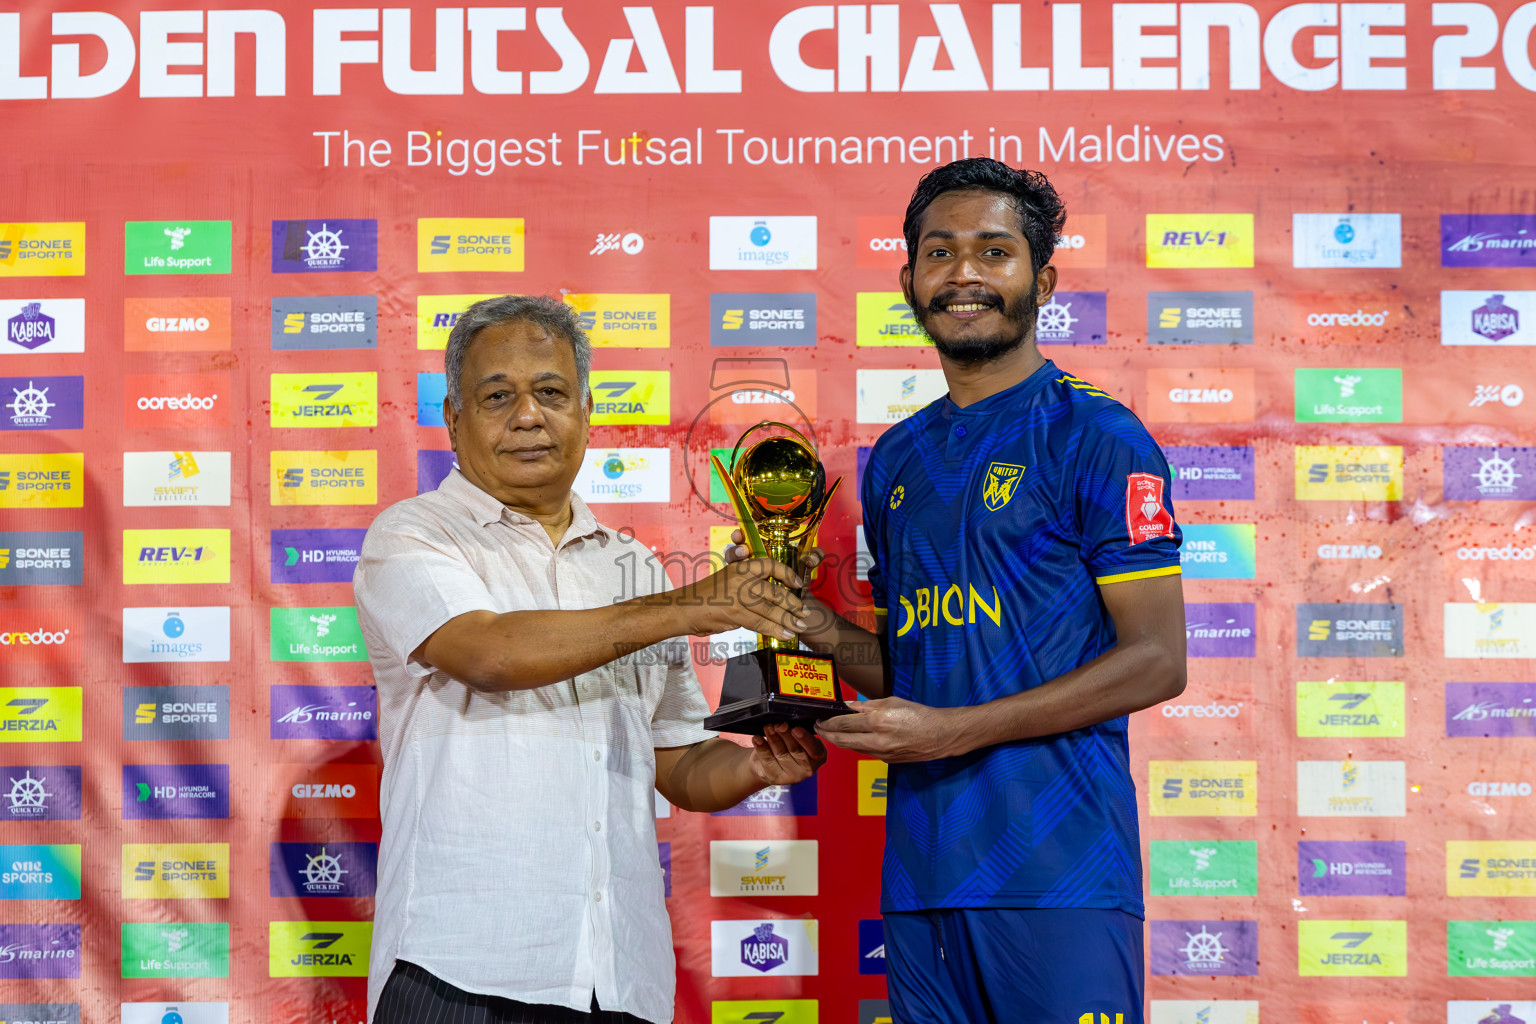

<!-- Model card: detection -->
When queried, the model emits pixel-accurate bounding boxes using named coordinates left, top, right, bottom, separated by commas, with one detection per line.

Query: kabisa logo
left=0, top=844, right=81, bottom=900
left=1036, top=291, right=1107, bottom=345
left=1474, top=294, right=1521, bottom=341
left=1179, top=525, right=1256, bottom=580
left=1184, top=603, right=1256, bottom=657
left=1444, top=446, right=1536, bottom=500
left=121, top=686, right=229, bottom=742
left=268, top=921, right=372, bottom=977
left=122, top=765, right=229, bottom=821
left=123, top=450, right=232, bottom=507
left=0, top=531, right=82, bottom=586
left=562, top=294, right=670, bottom=348
left=270, top=842, right=377, bottom=899
left=1149, top=761, right=1257, bottom=817
left=712, top=919, right=817, bottom=977
left=589, top=371, right=671, bottom=425
left=270, top=219, right=377, bottom=273
left=1299, top=921, right=1406, bottom=976
left=709, top=293, right=817, bottom=347
left=1448, top=921, right=1536, bottom=977
left=1442, top=290, right=1536, bottom=346
left=1150, top=920, right=1258, bottom=976
left=121, top=922, right=229, bottom=979
left=270, top=296, right=377, bottom=350
left=0, top=689, right=82, bottom=743
left=123, top=529, right=230, bottom=586
left=270, top=372, right=378, bottom=428
left=122, top=607, right=231, bottom=664
left=1445, top=602, right=1536, bottom=659
left=269, top=607, right=367, bottom=663
left=1294, top=368, right=1403, bottom=423
left=3, top=299, right=83, bottom=353
left=1446, top=683, right=1536, bottom=738
left=415, top=293, right=499, bottom=349
left=1450, top=842, right=1536, bottom=897
left=121, top=843, right=229, bottom=899
left=1294, top=445, right=1403, bottom=501
left=575, top=448, right=669, bottom=503
left=270, top=528, right=365, bottom=585
left=0, top=454, right=83, bottom=510
left=1297, top=760, right=1407, bottom=817
left=0, top=924, right=82, bottom=979
left=1296, top=681, right=1404, bottom=738
left=417, top=218, right=524, bottom=272
left=2, top=377, right=82, bottom=431
left=0, top=224, right=84, bottom=278
left=1446, top=1003, right=1536, bottom=1024
left=1441, top=214, right=1536, bottom=268
left=856, top=292, right=926, bottom=347
left=855, top=369, right=947, bottom=425
left=1145, top=214, right=1254, bottom=269
left=3, top=766, right=81, bottom=821
left=124, top=297, right=233, bottom=352
left=893, top=582, right=1003, bottom=637
left=270, top=450, right=377, bottom=506
left=1163, top=446, right=1254, bottom=501
left=712, top=776, right=817, bottom=817
left=270, top=685, right=377, bottom=741
left=1299, top=840, right=1406, bottom=896
left=1293, top=213, right=1402, bottom=268
left=709, top=216, right=817, bottom=271
left=741, top=923, right=788, bottom=973
left=1149, top=840, right=1258, bottom=896
left=123, top=221, right=232, bottom=275
left=589, top=231, right=644, bottom=256
left=1146, top=292, right=1253, bottom=345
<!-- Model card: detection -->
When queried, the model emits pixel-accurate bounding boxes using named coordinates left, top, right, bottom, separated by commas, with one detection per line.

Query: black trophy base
left=705, top=647, right=854, bottom=736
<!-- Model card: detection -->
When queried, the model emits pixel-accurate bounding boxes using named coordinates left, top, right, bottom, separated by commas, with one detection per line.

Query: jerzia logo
left=269, top=921, right=371, bottom=977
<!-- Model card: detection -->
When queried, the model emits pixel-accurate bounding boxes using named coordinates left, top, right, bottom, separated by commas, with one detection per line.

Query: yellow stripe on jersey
left=1095, top=564, right=1182, bottom=586
left=1055, top=373, right=1112, bottom=398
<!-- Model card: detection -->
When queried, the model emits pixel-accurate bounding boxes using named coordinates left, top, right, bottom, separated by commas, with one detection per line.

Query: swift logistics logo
left=1149, top=920, right=1258, bottom=976
left=1184, top=603, right=1256, bottom=657
left=709, top=293, right=817, bottom=346
left=709, top=217, right=817, bottom=270
left=589, top=371, right=671, bottom=425
left=2, top=765, right=82, bottom=820
left=121, top=842, right=229, bottom=899
left=270, top=220, right=377, bottom=273
left=1444, top=446, right=1536, bottom=500
left=1163, top=446, right=1254, bottom=500
left=1, top=298, right=84, bottom=352
left=708, top=840, right=818, bottom=897
left=1445, top=602, right=1536, bottom=659
left=1149, top=761, right=1257, bottom=817
left=1149, top=840, right=1257, bottom=896
left=124, top=372, right=229, bottom=428
left=1441, top=214, right=1536, bottom=267
left=711, top=779, right=818, bottom=818
left=121, top=922, right=229, bottom=979
left=1293, top=213, right=1402, bottom=268
left=271, top=296, right=378, bottom=350
left=1294, top=445, right=1403, bottom=500
left=269, top=373, right=378, bottom=428
left=1446, top=682, right=1536, bottom=737
left=122, top=607, right=231, bottom=664
left=272, top=763, right=380, bottom=819
left=0, top=689, right=81, bottom=742
left=574, top=449, right=670, bottom=503
left=122, top=764, right=230, bottom=820
left=1448, top=921, right=1536, bottom=977
left=1297, top=760, right=1406, bottom=816
left=563, top=294, right=670, bottom=347
left=856, top=292, right=925, bottom=346
left=0, top=222, right=84, bottom=277
left=270, top=685, right=377, bottom=740
left=123, top=451, right=232, bottom=507
left=1179, top=525, right=1256, bottom=579
left=269, top=842, right=377, bottom=898
left=1, top=376, right=82, bottom=431
left=1144, top=368, right=1254, bottom=422
left=1299, top=840, right=1406, bottom=896
left=270, top=450, right=377, bottom=506
left=122, top=686, right=229, bottom=742
left=124, top=221, right=231, bottom=275
left=1147, top=291, right=1253, bottom=345
left=122, top=529, right=230, bottom=585
left=856, top=369, right=947, bottom=424
left=417, top=218, right=523, bottom=272
left=1296, top=681, right=1404, bottom=737
left=0, top=924, right=81, bottom=979
left=1036, top=291, right=1107, bottom=345
left=1298, top=920, right=1406, bottom=976
left=269, top=607, right=367, bottom=662
left=0, top=453, right=82, bottom=509
left=710, top=919, right=818, bottom=977
left=269, top=921, right=371, bottom=977
left=1294, top=368, right=1403, bottom=423
left=416, top=293, right=499, bottom=349
left=0, top=844, right=81, bottom=900
left=0, top=531, right=82, bottom=586
left=1145, top=214, right=1253, bottom=268
left=1297, top=603, right=1405, bottom=657
left=270, top=529, right=365, bottom=584
left=124, top=297, right=232, bottom=351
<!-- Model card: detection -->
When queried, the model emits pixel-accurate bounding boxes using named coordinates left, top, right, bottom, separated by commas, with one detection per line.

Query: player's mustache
left=925, top=290, right=1004, bottom=314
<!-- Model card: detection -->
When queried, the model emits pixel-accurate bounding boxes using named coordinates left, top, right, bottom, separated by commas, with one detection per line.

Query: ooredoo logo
left=856, top=215, right=907, bottom=269
left=0, top=612, right=79, bottom=664
left=123, top=298, right=232, bottom=351
left=124, top=374, right=229, bottom=429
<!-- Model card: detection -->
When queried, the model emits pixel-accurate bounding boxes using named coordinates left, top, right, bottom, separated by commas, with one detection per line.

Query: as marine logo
left=981, top=463, right=1024, bottom=511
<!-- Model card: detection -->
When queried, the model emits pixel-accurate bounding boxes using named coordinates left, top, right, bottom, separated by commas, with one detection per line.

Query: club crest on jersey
left=982, top=463, right=1026, bottom=511
left=1126, top=472, right=1174, bottom=544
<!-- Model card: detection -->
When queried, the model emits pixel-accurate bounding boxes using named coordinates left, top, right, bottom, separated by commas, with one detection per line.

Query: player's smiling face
left=901, top=190, right=1056, bottom=365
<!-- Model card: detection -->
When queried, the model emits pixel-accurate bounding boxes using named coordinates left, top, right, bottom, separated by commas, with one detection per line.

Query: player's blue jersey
left=861, top=359, right=1182, bottom=915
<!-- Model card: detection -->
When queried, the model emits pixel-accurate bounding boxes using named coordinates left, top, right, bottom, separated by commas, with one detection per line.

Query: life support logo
left=417, top=218, right=523, bottom=272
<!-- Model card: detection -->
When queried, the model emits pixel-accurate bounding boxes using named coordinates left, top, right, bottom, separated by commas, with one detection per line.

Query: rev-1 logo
left=1163, top=230, right=1229, bottom=247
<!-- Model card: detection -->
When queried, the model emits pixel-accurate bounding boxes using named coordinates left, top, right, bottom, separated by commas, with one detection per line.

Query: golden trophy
left=704, top=422, right=854, bottom=734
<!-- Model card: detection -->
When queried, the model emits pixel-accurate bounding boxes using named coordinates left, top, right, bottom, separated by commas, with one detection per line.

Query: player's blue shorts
left=883, top=907, right=1144, bottom=1024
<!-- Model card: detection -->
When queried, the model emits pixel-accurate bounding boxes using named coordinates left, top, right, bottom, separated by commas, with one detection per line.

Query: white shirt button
left=594, top=891, right=602, bottom=902
left=593, top=750, right=601, bottom=761
left=593, top=821, right=602, bottom=832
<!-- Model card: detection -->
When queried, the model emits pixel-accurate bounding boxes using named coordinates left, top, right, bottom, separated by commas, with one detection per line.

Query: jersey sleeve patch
left=1095, top=564, right=1182, bottom=586
left=1125, top=471, right=1174, bottom=546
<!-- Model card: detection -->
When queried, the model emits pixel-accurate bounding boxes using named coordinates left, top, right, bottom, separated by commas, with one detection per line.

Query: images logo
left=1298, top=920, right=1406, bottom=976
left=1441, top=214, right=1536, bottom=267
left=124, top=373, right=229, bottom=429
left=269, top=842, right=377, bottom=899
left=124, top=221, right=231, bottom=275
left=270, top=220, right=377, bottom=273
left=2, top=298, right=84, bottom=353
left=270, top=296, right=378, bottom=350
left=270, top=372, right=378, bottom=428
left=1448, top=921, right=1536, bottom=977
left=268, top=921, right=371, bottom=977
left=2, top=765, right=81, bottom=820
left=562, top=294, right=670, bottom=348
left=1149, top=840, right=1258, bottom=896
left=0, top=924, right=81, bottom=979
left=1445, top=603, right=1536, bottom=659
left=1147, top=292, right=1253, bottom=345
left=0, top=844, right=81, bottom=900
left=1446, top=682, right=1536, bottom=738
left=1297, top=602, right=1404, bottom=657
left=270, top=450, right=377, bottom=506
left=1293, top=213, right=1402, bottom=268
left=709, top=293, right=817, bottom=346
left=122, top=765, right=229, bottom=820
left=1294, top=368, right=1403, bottom=423
left=272, top=763, right=380, bottom=820
left=1037, top=291, right=1107, bottom=345
left=1441, top=290, right=1535, bottom=346
left=121, top=922, right=229, bottom=979
left=855, top=369, right=947, bottom=424
left=1179, top=525, right=1256, bottom=579
left=0, top=531, right=81, bottom=586
left=122, top=529, right=230, bottom=586
left=1184, top=603, right=1256, bottom=657
left=1163, top=446, right=1254, bottom=501
left=270, top=529, right=365, bottom=585
left=1444, top=446, right=1536, bottom=500
left=270, top=607, right=367, bottom=663
left=1296, top=680, right=1404, bottom=737
left=0, top=224, right=84, bottom=277
left=1299, top=840, right=1406, bottom=896
left=1149, top=920, right=1258, bottom=976
left=589, top=371, right=671, bottom=425
left=0, top=454, right=82, bottom=509
left=1145, top=368, right=1255, bottom=423
left=0, top=689, right=81, bottom=743
left=856, top=292, right=925, bottom=346
left=1145, top=214, right=1253, bottom=268
left=123, top=297, right=232, bottom=351
left=1149, top=761, right=1257, bottom=817
left=574, top=449, right=670, bottom=503
left=121, top=686, right=229, bottom=742
left=710, top=920, right=819, bottom=977
left=709, top=840, right=818, bottom=897
left=270, top=685, right=377, bottom=740
left=416, top=293, right=499, bottom=349
left=1297, top=760, right=1406, bottom=816
left=123, top=451, right=231, bottom=507
left=709, top=217, right=817, bottom=270
left=122, top=607, right=231, bottom=664
left=121, top=843, right=229, bottom=899
left=119, top=1002, right=226, bottom=1024
left=1294, top=445, right=1403, bottom=501
left=417, top=218, right=523, bottom=272
left=1, top=376, right=82, bottom=432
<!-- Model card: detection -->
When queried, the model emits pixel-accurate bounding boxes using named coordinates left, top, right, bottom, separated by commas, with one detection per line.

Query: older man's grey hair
left=443, top=295, right=592, bottom=410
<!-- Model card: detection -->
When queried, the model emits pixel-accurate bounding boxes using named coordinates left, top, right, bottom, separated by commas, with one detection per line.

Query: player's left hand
left=815, top=697, right=965, bottom=762
left=748, top=722, right=828, bottom=786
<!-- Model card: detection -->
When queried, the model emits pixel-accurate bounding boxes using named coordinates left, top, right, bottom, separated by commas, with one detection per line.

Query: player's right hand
left=671, top=556, right=807, bottom=640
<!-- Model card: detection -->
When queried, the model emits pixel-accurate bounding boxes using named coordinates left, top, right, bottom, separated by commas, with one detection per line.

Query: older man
left=354, top=295, right=826, bottom=1024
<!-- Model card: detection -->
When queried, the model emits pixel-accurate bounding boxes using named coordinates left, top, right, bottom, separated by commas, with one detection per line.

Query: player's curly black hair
left=902, top=158, right=1067, bottom=276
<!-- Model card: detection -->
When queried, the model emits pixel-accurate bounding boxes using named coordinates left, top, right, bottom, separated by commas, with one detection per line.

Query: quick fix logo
left=1148, top=761, right=1257, bottom=817
left=856, top=292, right=925, bottom=347
left=1448, top=921, right=1536, bottom=977
left=1145, top=214, right=1254, bottom=269
left=122, top=764, right=229, bottom=820
left=0, top=844, right=80, bottom=900
left=1441, top=214, right=1536, bottom=267
left=709, top=216, right=817, bottom=271
left=270, top=372, right=378, bottom=428
left=121, top=607, right=231, bottom=664
left=1179, top=524, right=1256, bottom=579
left=573, top=449, right=670, bottom=503
left=1444, top=446, right=1536, bottom=500
left=121, top=842, right=229, bottom=899
left=1296, top=681, right=1404, bottom=737
left=1145, top=368, right=1255, bottom=423
left=0, top=612, right=79, bottom=665
left=0, top=224, right=84, bottom=277
left=270, top=685, right=377, bottom=741
left=1035, top=291, right=1107, bottom=345
left=1, top=299, right=84, bottom=353
left=122, top=528, right=230, bottom=586
left=1149, top=920, right=1258, bottom=976
left=1163, top=446, right=1254, bottom=501
left=269, top=921, right=371, bottom=977
left=124, top=220, right=231, bottom=275
left=122, top=686, right=229, bottom=742
left=1447, top=682, right=1536, bottom=737
left=1441, top=290, right=1535, bottom=346
left=0, top=377, right=82, bottom=431
left=855, top=369, right=947, bottom=424
left=417, top=217, right=524, bottom=272
left=123, top=451, right=232, bottom=507
left=1294, top=368, right=1403, bottom=423
left=416, top=293, right=498, bottom=349
left=1297, top=760, right=1406, bottom=817
left=1146, top=291, right=1253, bottom=345
left=1299, top=840, right=1406, bottom=896
left=712, top=777, right=817, bottom=817
left=0, top=688, right=81, bottom=743
left=0, top=924, right=81, bottom=979
left=1149, top=840, right=1257, bottom=896
left=2, top=765, right=81, bottom=820
left=1297, top=603, right=1404, bottom=657
left=272, top=763, right=380, bottom=820
left=123, top=297, right=232, bottom=351
left=1293, top=213, right=1402, bottom=268
left=269, top=842, right=377, bottom=898
left=270, top=450, right=377, bottom=506
left=271, top=296, right=378, bottom=350
left=1184, top=603, right=1255, bottom=657
left=0, top=453, right=83, bottom=509
left=710, top=919, right=818, bottom=977
left=563, top=293, right=670, bottom=348
left=270, top=529, right=365, bottom=585
left=1298, top=920, right=1406, bottom=976
left=0, top=531, right=82, bottom=586
left=270, top=220, right=377, bottom=273
left=589, top=371, right=671, bottom=425
left=269, top=606, right=367, bottom=663
left=1295, top=446, right=1403, bottom=501
left=709, top=293, right=817, bottom=346
left=708, top=840, right=818, bottom=897
left=121, top=922, right=228, bottom=979
left=1445, top=602, right=1536, bottom=659
left=124, top=372, right=230, bottom=429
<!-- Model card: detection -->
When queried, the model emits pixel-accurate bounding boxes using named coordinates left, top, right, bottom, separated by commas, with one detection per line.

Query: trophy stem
left=758, top=519, right=797, bottom=652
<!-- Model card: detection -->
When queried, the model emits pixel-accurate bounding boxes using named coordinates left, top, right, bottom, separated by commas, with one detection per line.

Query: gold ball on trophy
left=735, top=435, right=826, bottom=523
